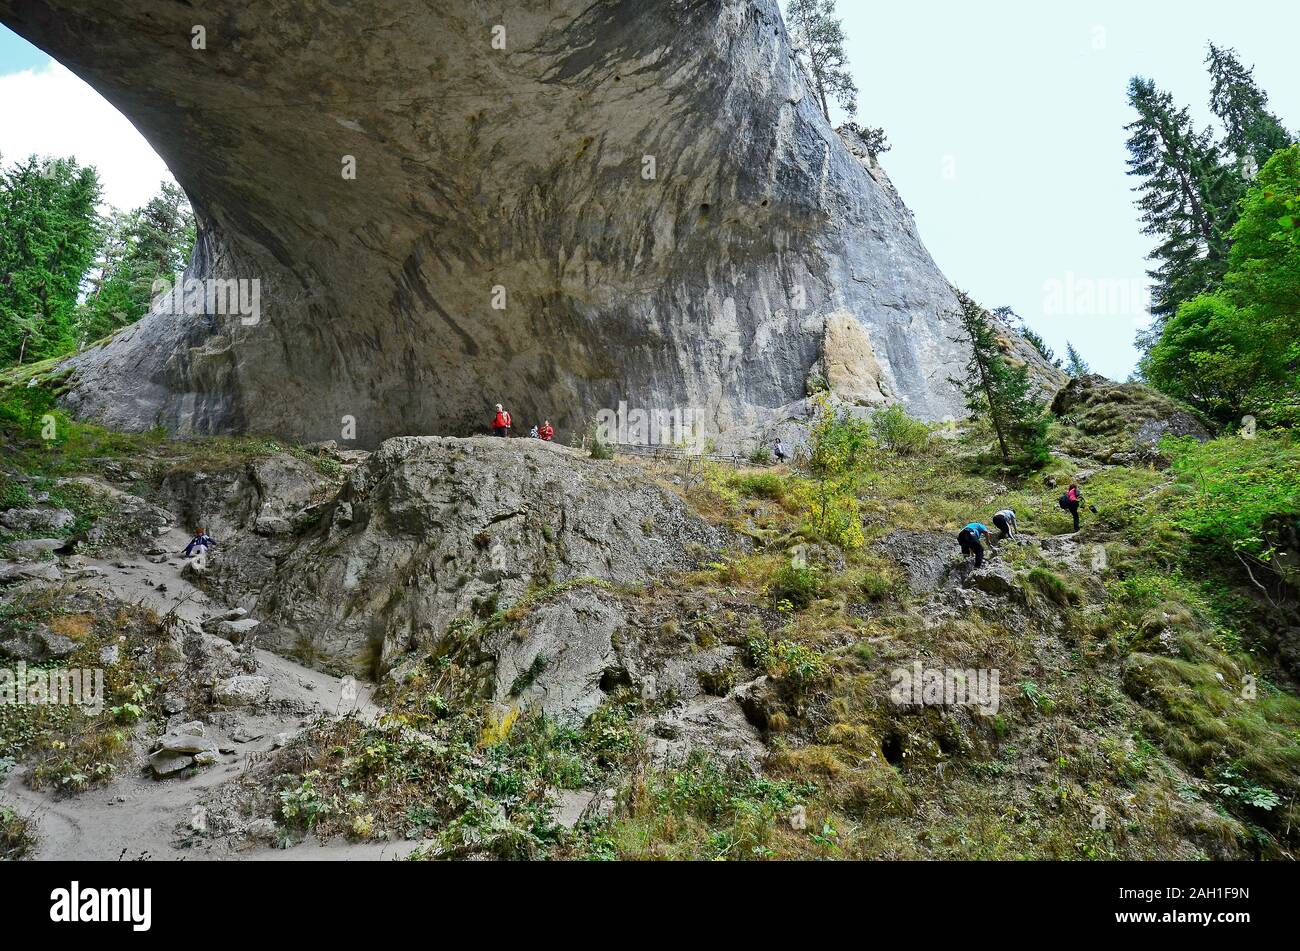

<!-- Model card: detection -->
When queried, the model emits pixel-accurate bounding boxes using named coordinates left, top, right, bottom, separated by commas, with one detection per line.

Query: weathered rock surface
left=0, top=507, right=75, bottom=533
left=213, top=675, right=272, bottom=708
left=240, top=436, right=727, bottom=674
left=0, top=560, right=64, bottom=586
left=0, top=623, right=77, bottom=662
left=1, top=539, right=65, bottom=558
left=488, top=590, right=630, bottom=723
left=872, top=530, right=954, bottom=594
left=3, top=0, right=1054, bottom=446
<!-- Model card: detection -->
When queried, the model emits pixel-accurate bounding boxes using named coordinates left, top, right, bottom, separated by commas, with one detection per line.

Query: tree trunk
left=973, top=347, right=1010, bottom=462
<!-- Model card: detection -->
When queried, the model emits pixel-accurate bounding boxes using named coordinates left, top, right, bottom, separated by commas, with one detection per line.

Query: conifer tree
left=1064, top=342, right=1091, bottom=378
left=950, top=291, right=1050, bottom=468
left=994, top=305, right=1059, bottom=368
left=1125, top=77, right=1234, bottom=336
left=786, top=0, right=857, bottom=121
left=0, top=155, right=102, bottom=365
left=1206, top=44, right=1293, bottom=173
left=78, top=181, right=195, bottom=343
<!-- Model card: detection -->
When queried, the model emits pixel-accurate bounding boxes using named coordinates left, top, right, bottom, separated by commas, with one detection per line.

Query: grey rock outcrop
left=0, top=622, right=77, bottom=662
left=0, top=507, right=76, bottom=533
left=488, top=589, right=630, bottom=723
left=245, top=436, right=727, bottom=674
left=2, top=0, right=1054, bottom=447
left=0, top=560, right=64, bottom=586
left=1051, top=375, right=1210, bottom=461
left=213, top=676, right=272, bottom=708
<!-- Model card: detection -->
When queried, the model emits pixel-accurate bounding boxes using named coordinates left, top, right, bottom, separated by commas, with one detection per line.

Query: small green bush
left=767, top=562, right=824, bottom=609
left=870, top=405, right=930, bottom=455
left=856, top=568, right=895, bottom=602
left=730, top=471, right=787, bottom=502
left=0, top=804, right=37, bottom=860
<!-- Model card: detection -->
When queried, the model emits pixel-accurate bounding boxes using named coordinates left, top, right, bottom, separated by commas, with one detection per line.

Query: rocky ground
left=0, top=494, right=401, bottom=859
left=1, top=383, right=1296, bottom=860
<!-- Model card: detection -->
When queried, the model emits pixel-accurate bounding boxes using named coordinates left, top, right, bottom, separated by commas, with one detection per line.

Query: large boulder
left=0, top=507, right=76, bottom=533
left=158, top=453, right=329, bottom=542
left=0, top=624, right=77, bottom=662
left=247, top=436, right=727, bottom=675
left=0, top=560, right=64, bottom=586
left=487, top=590, right=630, bottom=724
left=1051, top=375, right=1210, bottom=460
left=212, top=675, right=272, bottom=708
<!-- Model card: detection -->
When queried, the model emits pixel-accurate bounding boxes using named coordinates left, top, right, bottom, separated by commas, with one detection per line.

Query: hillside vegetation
left=2, top=375, right=1296, bottom=861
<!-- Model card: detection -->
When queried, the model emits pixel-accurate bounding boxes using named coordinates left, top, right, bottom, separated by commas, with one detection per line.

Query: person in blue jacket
left=957, top=522, right=991, bottom=568
left=183, top=527, right=216, bottom=558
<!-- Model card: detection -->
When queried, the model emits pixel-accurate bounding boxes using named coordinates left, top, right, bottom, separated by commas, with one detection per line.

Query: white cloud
left=0, top=60, right=177, bottom=210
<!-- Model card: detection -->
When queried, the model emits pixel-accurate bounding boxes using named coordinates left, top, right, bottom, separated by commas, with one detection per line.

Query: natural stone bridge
left=2, top=0, right=1010, bottom=446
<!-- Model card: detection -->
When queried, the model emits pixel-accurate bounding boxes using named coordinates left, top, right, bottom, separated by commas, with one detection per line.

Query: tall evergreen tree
left=1146, top=146, right=1300, bottom=425
left=786, top=0, right=857, bottom=121
left=950, top=290, right=1051, bottom=468
left=131, top=182, right=195, bottom=279
left=0, top=154, right=102, bottom=365
left=1125, top=77, right=1235, bottom=339
left=1064, top=342, right=1091, bottom=378
left=78, top=182, right=195, bottom=344
left=1206, top=44, right=1293, bottom=172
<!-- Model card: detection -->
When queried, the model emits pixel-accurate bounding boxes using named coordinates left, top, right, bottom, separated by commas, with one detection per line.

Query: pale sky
left=4, top=5, right=1299, bottom=378
left=822, top=0, right=1299, bottom=379
left=0, top=38, right=174, bottom=210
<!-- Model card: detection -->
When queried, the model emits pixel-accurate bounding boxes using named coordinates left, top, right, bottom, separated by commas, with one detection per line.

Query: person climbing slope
left=1060, top=483, right=1082, bottom=533
left=491, top=403, right=512, bottom=437
left=957, top=522, right=991, bottom=568
left=992, top=508, right=1017, bottom=541
left=183, top=527, right=215, bottom=558
left=538, top=420, right=554, bottom=441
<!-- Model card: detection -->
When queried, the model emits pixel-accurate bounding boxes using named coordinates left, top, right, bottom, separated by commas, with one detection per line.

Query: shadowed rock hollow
left=0, top=0, right=1055, bottom=446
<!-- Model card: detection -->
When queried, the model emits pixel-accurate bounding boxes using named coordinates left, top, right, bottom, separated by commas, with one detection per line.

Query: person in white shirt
left=992, top=509, right=1017, bottom=541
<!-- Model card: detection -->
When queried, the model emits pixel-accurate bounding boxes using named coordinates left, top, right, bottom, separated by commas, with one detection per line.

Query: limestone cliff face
left=2, top=0, right=1034, bottom=445
left=161, top=436, right=729, bottom=680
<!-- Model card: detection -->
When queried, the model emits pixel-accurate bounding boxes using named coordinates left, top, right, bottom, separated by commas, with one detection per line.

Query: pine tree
left=1125, top=77, right=1235, bottom=335
left=786, top=0, right=857, bottom=121
left=1064, top=341, right=1090, bottom=378
left=1206, top=44, right=1293, bottom=173
left=950, top=290, right=1051, bottom=468
left=131, top=182, right=195, bottom=279
left=0, top=154, right=102, bottom=365
left=840, top=121, right=890, bottom=158
left=77, top=182, right=195, bottom=345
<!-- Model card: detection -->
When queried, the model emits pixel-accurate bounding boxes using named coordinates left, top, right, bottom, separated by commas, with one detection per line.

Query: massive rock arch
left=2, top=0, right=1017, bottom=446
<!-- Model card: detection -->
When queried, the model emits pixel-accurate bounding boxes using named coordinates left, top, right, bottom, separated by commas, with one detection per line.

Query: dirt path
left=4, top=526, right=414, bottom=861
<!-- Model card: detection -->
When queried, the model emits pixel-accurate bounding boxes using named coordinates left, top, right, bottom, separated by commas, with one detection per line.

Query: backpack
left=1058, top=493, right=1071, bottom=510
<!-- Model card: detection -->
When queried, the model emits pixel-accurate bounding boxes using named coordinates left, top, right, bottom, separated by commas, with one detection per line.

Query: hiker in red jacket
left=492, top=404, right=512, bottom=437
left=1064, top=483, right=1082, bottom=533
left=538, top=420, right=554, bottom=441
